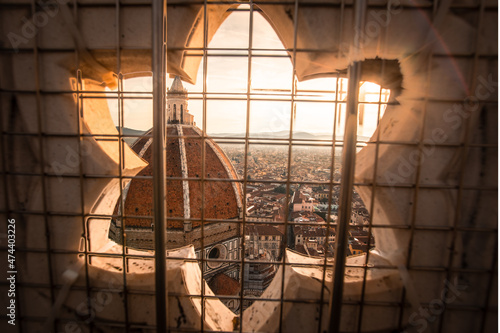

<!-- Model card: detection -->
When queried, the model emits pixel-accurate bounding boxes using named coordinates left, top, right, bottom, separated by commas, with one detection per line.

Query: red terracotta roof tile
left=209, top=273, right=241, bottom=296
left=115, top=125, right=241, bottom=229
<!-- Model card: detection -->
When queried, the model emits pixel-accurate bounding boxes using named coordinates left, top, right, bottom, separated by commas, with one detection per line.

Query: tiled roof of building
left=292, top=191, right=304, bottom=204
left=294, top=244, right=307, bottom=255
left=308, top=248, right=320, bottom=256
left=208, top=273, right=241, bottom=296
left=294, top=226, right=336, bottom=238
left=291, top=211, right=325, bottom=223
left=274, top=194, right=286, bottom=200
left=351, top=242, right=369, bottom=252
left=246, top=225, right=284, bottom=236
left=168, top=76, right=187, bottom=93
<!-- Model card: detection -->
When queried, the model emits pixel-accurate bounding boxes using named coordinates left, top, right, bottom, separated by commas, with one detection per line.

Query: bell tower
left=166, top=76, right=194, bottom=125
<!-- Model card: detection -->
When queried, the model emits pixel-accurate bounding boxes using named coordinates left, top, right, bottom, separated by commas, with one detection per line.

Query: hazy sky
left=108, top=6, right=387, bottom=137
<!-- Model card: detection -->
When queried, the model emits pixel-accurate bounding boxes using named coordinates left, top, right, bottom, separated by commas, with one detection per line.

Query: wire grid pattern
left=0, top=0, right=497, bottom=332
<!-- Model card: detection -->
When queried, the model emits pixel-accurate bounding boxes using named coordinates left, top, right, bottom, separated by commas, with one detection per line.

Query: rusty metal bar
left=152, top=0, right=168, bottom=332
left=278, top=0, right=300, bottom=331
left=328, top=0, right=366, bottom=332
left=238, top=1, right=254, bottom=330
left=318, top=0, right=346, bottom=329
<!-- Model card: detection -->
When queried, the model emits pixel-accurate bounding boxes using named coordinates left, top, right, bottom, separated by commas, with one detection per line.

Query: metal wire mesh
left=0, top=0, right=497, bottom=332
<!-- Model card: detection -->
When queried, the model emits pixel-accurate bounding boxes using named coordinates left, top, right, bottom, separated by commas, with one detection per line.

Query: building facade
left=292, top=190, right=315, bottom=212
left=246, top=225, right=284, bottom=260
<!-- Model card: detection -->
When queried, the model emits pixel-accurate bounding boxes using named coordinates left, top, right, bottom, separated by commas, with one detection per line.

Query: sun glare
left=108, top=5, right=390, bottom=140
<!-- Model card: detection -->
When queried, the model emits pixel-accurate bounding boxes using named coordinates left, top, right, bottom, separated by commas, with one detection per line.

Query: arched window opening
left=76, top=7, right=398, bottom=329
left=99, top=2, right=391, bottom=312
left=171, top=4, right=392, bottom=310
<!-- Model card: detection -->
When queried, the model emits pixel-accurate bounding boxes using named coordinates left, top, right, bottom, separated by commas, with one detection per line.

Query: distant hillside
left=117, top=127, right=371, bottom=146
left=116, top=127, right=147, bottom=146
left=209, top=130, right=371, bottom=142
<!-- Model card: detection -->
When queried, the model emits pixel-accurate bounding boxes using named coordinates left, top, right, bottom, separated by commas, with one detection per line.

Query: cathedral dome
left=110, top=77, right=243, bottom=252
left=121, top=124, right=243, bottom=230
